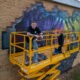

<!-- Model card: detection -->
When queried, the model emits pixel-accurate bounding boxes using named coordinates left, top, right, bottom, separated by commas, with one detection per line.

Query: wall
left=52, top=0, right=80, bottom=8
left=0, top=0, right=80, bottom=80
left=14, top=2, right=80, bottom=32
left=1, top=0, right=80, bottom=49
left=0, top=0, right=36, bottom=80
left=10, top=1, right=80, bottom=73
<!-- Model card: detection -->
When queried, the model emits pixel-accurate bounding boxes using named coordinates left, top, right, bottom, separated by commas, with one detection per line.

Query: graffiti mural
left=2, top=2, right=80, bottom=49
left=14, top=2, right=80, bottom=32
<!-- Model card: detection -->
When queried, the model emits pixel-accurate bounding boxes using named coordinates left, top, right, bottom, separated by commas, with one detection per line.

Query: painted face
left=31, top=22, right=37, bottom=29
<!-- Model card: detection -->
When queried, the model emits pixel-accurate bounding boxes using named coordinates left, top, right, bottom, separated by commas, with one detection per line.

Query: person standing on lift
left=26, top=21, right=43, bottom=64
left=57, top=30, right=64, bottom=53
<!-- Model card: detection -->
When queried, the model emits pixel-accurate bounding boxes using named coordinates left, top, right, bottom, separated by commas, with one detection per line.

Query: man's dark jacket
left=58, top=33, right=64, bottom=46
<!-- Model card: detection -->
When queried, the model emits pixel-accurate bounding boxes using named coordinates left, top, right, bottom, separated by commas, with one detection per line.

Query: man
left=26, top=21, right=43, bottom=64
left=57, top=30, right=64, bottom=53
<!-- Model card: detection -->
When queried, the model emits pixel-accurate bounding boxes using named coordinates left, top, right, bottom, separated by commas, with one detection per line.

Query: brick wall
left=0, top=0, right=79, bottom=30
left=0, top=0, right=36, bottom=80
left=0, top=0, right=80, bottom=80
left=1, top=0, right=79, bottom=50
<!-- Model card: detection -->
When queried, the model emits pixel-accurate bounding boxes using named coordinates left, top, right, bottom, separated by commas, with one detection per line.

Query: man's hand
left=34, top=35, right=43, bottom=40
left=34, top=35, right=40, bottom=38
left=39, top=35, right=43, bottom=39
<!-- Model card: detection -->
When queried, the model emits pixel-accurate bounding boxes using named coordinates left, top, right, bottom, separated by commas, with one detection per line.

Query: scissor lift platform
left=9, top=31, right=80, bottom=80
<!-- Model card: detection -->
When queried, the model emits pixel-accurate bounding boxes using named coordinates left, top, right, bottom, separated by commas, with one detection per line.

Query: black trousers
left=58, top=45, right=63, bottom=53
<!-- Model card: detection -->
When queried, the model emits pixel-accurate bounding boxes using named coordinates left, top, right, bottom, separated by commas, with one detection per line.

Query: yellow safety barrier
left=9, top=31, right=80, bottom=80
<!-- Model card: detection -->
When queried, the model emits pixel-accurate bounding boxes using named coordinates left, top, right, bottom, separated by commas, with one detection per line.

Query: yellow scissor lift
left=9, top=31, right=80, bottom=80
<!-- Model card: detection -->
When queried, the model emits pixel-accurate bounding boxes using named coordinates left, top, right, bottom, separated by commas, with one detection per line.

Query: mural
left=3, top=2, right=79, bottom=49
left=14, top=2, right=80, bottom=32
left=2, top=2, right=80, bottom=73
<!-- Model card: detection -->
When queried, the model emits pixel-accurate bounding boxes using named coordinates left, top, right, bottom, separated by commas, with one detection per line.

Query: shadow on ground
left=60, top=64, right=80, bottom=80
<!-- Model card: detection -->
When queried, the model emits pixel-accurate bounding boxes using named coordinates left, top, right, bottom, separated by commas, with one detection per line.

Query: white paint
left=51, top=0, right=80, bottom=8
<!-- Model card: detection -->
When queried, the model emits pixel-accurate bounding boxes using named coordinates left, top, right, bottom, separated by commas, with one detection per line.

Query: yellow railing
left=9, top=31, right=80, bottom=80
left=10, top=31, right=80, bottom=66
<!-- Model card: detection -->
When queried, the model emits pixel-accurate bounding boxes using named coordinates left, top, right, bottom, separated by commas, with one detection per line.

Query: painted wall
left=7, top=2, right=80, bottom=73
left=2, top=2, right=80, bottom=49
left=0, top=1, right=80, bottom=80
left=15, top=2, right=80, bottom=32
